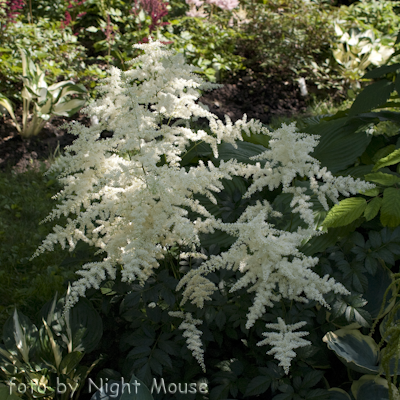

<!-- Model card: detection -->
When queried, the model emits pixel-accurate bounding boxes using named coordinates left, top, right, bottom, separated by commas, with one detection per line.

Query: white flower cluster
left=34, top=40, right=374, bottom=371
left=257, top=318, right=311, bottom=374
left=169, top=311, right=206, bottom=372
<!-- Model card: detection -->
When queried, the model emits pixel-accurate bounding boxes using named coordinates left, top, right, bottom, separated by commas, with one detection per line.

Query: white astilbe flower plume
left=169, top=311, right=206, bottom=372
left=257, top=318, right=311, bottom=374
left=33, top=40, right=375, bottom=373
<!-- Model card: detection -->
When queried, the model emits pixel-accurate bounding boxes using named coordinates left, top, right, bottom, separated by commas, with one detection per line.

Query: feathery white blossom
left=257, top=318, right=311, bottom=374
left=169, top=311, right=206, bottom=371
left=33, top=40, right=375, bottom=373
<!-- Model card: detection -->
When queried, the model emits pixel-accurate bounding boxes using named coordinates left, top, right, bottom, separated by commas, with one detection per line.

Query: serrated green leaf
left=153, top=348, right=172, bottom=368
left=365, top=172, right=400, bottom=186
left=323, top=198, right=367, bottom=228
left=128, top=346, right=152, bottom=359
left=361, top=187, right=380, bottom=197
left=381, top=188, right=400, bottom=227
left=369, top=231, right=382, bottom=248
left=215, top=310, right=226, bottom=330
left=302, top=370, right=324, bottom=389
left=364, top=197, right=382, bottom=221
left=349, top=79, right=395, bottom=116
left=373, top=148, right=400, bottom=171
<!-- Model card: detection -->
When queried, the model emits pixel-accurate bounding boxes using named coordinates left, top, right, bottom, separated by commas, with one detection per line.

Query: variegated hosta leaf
left=323, top=329, right=380, bottom=374
left=351, top=375, right=398, bottom=400
left=52, top=99, right=87, bottom=117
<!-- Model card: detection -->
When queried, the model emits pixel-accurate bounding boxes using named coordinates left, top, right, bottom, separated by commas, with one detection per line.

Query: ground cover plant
left=2, top=0, right=400, bottom=399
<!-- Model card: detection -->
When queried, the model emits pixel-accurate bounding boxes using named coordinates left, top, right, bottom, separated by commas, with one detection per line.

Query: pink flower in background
left=140, top=0, right=169, bottom=32
left=186, top=5, right=207, bottom=18
left=1, top=0, right=25, bottom=26
left=185, top=0, right=239, bottom=15
left=60, top=10, right=72, bottom=29
left=211, top=0, right=239, bottom=11
left=185, top=0, right=204, bottom=7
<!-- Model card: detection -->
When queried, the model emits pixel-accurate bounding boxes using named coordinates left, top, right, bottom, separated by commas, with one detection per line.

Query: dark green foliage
left=0, top=293, right=103, bottom=399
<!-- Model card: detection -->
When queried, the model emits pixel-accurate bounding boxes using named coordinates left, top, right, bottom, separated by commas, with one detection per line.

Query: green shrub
left=0, top=18, right=88, bottom=99
left=234, top=0, right=337, bottom=90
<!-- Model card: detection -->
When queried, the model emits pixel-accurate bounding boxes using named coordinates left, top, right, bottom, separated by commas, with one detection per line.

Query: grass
left=0, top=163, right=94, bottom=327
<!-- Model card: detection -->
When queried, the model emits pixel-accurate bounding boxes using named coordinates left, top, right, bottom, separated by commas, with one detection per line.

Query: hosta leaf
left=373, top=148, right=400, bottom=171
left=216, top=141, right=266, bottom=164
left=351, top=375, right=397, bottom=400
left=323, top=329, right=380, bottom=374
left=0, top=385, right=21, bottom=400
left=365, top=172, right=400, bottom=186
left=3, top=309, right=38, bottom=364
left=322, top=198, right=367, bottom=228
left=52, top=99, right=86, bottom=116
left=364, top=197, right=382, bottom=221
left=0, top=94, right=16, bottom=121
left=349, top=79, right=395, bottom=116
left=363, top=264, right=395, bottom=319
left=59, top=351, right=84, bottom=375
left=327, top=388, right=351, bottom=400
left=381, top=188, right=400, bottom=227
left=308, top=117, right=372, bottom=173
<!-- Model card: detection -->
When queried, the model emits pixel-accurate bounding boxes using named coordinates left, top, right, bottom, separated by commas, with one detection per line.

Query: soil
left=0, top=75, right=308, bottom=173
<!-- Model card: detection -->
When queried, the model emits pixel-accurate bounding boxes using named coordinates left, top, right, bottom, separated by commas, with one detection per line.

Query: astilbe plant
left=33, top=40, right=374, bottom=373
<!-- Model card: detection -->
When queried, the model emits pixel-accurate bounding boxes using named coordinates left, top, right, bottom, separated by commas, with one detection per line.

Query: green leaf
left=215, top=141, right=266, bottom=164
left=215, top=309, right=226, bottom=329
left=365, top=172, right=400, bottom=186
left=360, top=187, right=380, bottom=197
left=41, top=293, right=103, bottom=354
left=381, top=188, right=400, bottom=227
left=363, top=64, right=400, bottom=79
left=309, top=117, right=372, bottom=173
left=52, top=99, right=86, bottom=116
left=0, top=94, right=17, bottom=123
left=363, top=264, right=394, bottom=319
left=128, top=346, right=152, bottom=359
left=323, top=329, right=380, bottom=374
left=323, top=198, right=367, bottom=228
left=349, top=79, right=395, bottom=116
left=59, top=351, right=84, bottom=375
left=302, top=370, right=324, bottom=389
left=327, top=388, right=351, bottom=400
left=351, top=375, right=397, bottom=400
left=244, top=376, right=272, bottom=397
left=153, top=348, right=172, bottom=368
left=373, top=149, right=400, bottom=171
left=364, top=197, right=382, bottom=221
left=0, top=385, right=21, bottom=400
left=3, top=309, right=38, bottom=364
left=301, top=220, right=361, bottom=256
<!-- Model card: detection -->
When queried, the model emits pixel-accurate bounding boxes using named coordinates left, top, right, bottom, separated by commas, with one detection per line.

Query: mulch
left=0, top=74, right=308, bottom=173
